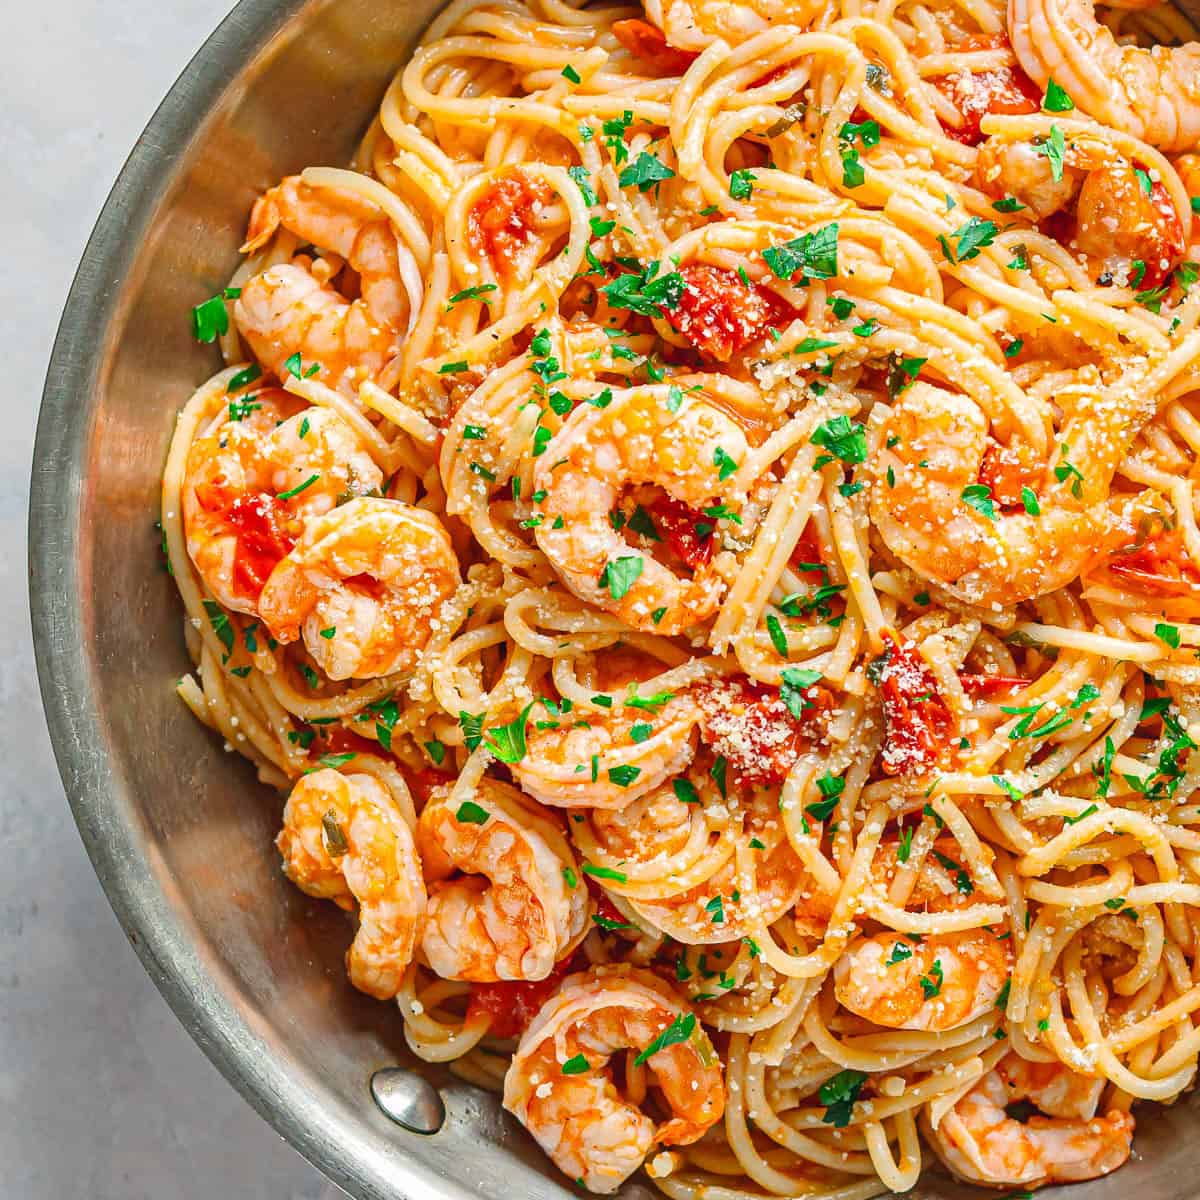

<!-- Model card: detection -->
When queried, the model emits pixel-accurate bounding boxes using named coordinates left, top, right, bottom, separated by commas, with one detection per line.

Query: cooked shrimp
left=533, top=382, right=747, bottom=635
left=928, top=1053, right=1134, bottom=1187
left=869, top=382, right=1150, bottom=607
left=182, top=394, right=383, bottom=614
left=975, top=138, right=1083, bottom=220
left=513, top=690, right=699, bottom=810
left=257, top=496, right=459, bottom=680
left=976, top=141, right=1184, bottom=284
left=276, top=768, right=425, bottom=1000
left=627, top=785, right=812, bottom=942
left=503, top=964, right=724, bottom=1194
left=642, top=0, right=821, bottom=50
left=236, top=175, right=408, bottom=390
left=579, top=780, right=704, bottom=868
left=1176, top=153, right=1200, bottom=205
left=1074, top=156, right=1187, bottom=288
left=236, top=264, right=401, bottom=395
left=417, top=779, right=589, bottom=981
left=834, top=928, right=1010, bottom=1031
left=868, top=835, right=995, bottom=913
left=1007, top=0, right=1200, bottom=151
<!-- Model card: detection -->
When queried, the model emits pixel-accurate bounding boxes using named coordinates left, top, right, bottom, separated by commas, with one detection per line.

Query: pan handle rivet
left=370, top=1068, right=446, bottom=1135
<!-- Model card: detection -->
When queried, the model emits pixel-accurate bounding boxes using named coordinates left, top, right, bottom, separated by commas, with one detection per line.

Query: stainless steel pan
left=29, top=0, right=1200, bottom=1196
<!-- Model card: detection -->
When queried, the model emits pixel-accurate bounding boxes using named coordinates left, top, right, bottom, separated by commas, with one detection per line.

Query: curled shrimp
left=276, top=768, right=425, bottom=1000
left=181, top=394, right=382, bottom=614
left=416, top=780, right=589, bottom=981
left=978, top=140, right=1185, bottom=285
left=928, top=1053, right=1134, bottom=1187
left=1007, top=0, right=1200, bottom=151
left=236, top=175, right=409, bottom=390
left=257, top=496, right=459, bottom=680
left=533, top=382, right=747, bottom=635
left=642, top=0, right=822, bottom=50
left=502, top=964, right=724, bottom=1194
left=513, top=691, right=699, bottom=810
left=869, top=382, right=1149, bottom=607
left=834, top=928, right=1010, bottom=1031
left=623, top=781, right=813, bottom=943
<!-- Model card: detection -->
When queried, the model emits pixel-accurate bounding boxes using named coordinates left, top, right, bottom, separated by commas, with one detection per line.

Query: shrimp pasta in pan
left=162, top=0, right=1200, bottom=1191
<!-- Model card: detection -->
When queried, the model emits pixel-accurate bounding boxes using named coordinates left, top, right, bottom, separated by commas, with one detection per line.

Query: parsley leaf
left=600, top=262, right=684, bottom=317
left=1042, top=79, right=1074, bottom=112
left=599, top=555, right=644, bottom=600
left=455, top=800, right=490, bottom=825
left=811, top=414, right=867, bottom=464
left=819, top=1069, right=867, bottom=1128
left=634, top=1012, right=697, bottom=1065
left=483, top=702, right=535, bottom=764
left=618, top=151, right=675, bottom=192
left=729, top=168, right=757, bottom=200
left=1034, top=125, right=1067, bottom=183
left=191, top=295, right=229, bottom=343
left=763, top=223, right=839, bottom=282
left=961, top=483, right=997, bottom=521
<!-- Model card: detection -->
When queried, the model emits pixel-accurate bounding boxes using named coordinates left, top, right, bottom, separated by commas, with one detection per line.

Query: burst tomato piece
left=318, top=726, right=384, bottom=759
left=405, top=767, right=454, bottom=805
left=871, top=632, right=954, bottom=775
left=931, top=36, right=1039, bottom=147
left=977, top=439, right=1040, bottom=511
left=468, top=171, right=554, bottom=275
left=611, top=19, right=699, bottom=75
left=666, top=264, right=792, bottom=361
left=697, top=678, right=833, bottom=787
left=222, top=492, right=296, bottom=598
left=1108, top=524, right=1200, bottom=597
left=790, top=523, right=826, bottom=579
left=650, top=495, right=714, bottom=569
left=958, top=673, right=1029, bottom=698
left=585, top=876, right=627, bottom=927
left=466, top=957, right=574, bottom=1040
left=1076, top=165, right=1186, bottom=290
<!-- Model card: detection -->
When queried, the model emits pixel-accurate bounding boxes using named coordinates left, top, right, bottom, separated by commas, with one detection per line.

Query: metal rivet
left=370, top=1068, right=445, bottom=1135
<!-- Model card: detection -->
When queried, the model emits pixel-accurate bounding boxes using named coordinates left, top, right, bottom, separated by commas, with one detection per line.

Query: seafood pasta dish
left=162, top=0, right=1200, bottom=1190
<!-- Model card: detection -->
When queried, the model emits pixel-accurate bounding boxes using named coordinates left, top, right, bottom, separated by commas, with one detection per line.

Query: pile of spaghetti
left=162, top=0, right=1200, bottom=1191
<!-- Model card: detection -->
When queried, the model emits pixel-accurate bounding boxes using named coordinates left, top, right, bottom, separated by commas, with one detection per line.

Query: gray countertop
left=4, top=2, right=335, bottom=1195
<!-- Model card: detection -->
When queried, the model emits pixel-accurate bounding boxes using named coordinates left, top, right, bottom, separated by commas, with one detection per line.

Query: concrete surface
left=4, top=3, right=338, bottom=1196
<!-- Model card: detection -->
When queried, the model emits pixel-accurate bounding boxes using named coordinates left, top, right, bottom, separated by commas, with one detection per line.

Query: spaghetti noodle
left=163, top=0, right=1200, bottom=1192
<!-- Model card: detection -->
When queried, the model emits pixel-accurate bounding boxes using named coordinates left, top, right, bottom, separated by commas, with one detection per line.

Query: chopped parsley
left=599, top=555, right=644, bottom=600
left=600, top=261, right=684, bottom=317
left=1034, top=125, right=1067, bottom=183
left=634, top=1012, right=697, bottom=1065
left=618, top=151, right=675, bottom=192
left=191, top=295, right=229, bottom=343
left=455, top=800, right=490, bottom=825
left=763, top=223, right=839, bottom=282
left=729, top=168, right=757, bottom=200
left=819, top=1069, right=867, bottom=1128
left=1042, top=79, right=1074, bottom=112
left=811, top=414, right=867, bottom=465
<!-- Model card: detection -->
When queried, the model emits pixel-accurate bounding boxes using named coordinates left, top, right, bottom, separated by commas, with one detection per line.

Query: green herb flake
left=819, top=1069, right=867, bottom=1128
left=1034, top=125, right=1067, bottom=183
left=729, top=168, right=757, bottom=200
left=634, top=1012, right=697, bottom=1065
left=762, top=223, right=839, bottom=282
left=811, top=414, right=867, bottom=464
left=455, top=800, right=490, bottom=825
left=191, top=295, right=229, bottom=343
left=599, top=555, right=644, bottom=600
left=618, top=151, right=676, bottom=193
left=1042, top=79, right=1075, bottom=112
